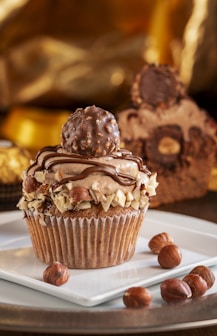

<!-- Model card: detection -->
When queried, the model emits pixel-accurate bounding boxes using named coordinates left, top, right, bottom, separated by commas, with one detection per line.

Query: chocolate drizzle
left=27, top=145, right=150, bottom=187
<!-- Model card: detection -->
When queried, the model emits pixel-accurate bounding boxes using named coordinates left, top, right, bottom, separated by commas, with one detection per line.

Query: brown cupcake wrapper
left=24, top=207, right=147, bottom=269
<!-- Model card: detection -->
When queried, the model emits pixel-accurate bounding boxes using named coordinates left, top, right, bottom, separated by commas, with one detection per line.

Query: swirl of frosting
left=61, top=105, right=120, bottom=157
left=27, top=145, right=150, bottom=187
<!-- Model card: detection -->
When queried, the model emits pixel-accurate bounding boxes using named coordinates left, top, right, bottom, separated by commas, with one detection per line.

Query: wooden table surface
left=0, top=191, right=217, bottom=336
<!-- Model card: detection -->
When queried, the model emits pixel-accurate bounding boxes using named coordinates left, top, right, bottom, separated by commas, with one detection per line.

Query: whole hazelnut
left=158, top=244, right=182, bottom=269
left=148, top=232, right=174, bottom=254
left=158, top=137, right=181, bottom=155
left=183, top=274, right=207, bottom=298
left=123, top=287, right=152, bottom=308
left=189, top=265, right=215, bottom=289
left=23, top=176, right=41, bottom=193
left=43, top=262, right=70, bottom=286
left=160, top=278, right=192, bottom=303
left=69, top=186, right=92, bottom=204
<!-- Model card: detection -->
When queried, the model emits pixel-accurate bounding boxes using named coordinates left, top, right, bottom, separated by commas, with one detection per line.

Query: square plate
left=0, top=210, right=217, bottom=307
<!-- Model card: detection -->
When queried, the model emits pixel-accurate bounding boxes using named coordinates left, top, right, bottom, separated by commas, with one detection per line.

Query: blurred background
left=0, top=0, right=217, bottom=153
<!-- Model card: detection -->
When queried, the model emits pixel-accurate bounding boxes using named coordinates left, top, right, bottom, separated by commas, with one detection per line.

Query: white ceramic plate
left=1, top=210, right=217, bottom=307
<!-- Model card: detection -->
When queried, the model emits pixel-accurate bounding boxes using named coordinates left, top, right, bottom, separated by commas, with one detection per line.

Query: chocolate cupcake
left=118, top=64, right=217, bottom=207
left=18, top=105, right=157, bottom=269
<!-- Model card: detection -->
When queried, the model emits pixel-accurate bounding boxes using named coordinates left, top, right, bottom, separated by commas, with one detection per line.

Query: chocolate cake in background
left=118, top=64, right=217, bottom=207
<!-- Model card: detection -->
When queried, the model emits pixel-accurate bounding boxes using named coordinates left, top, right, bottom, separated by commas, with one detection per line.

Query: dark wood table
left=0, top=191, right=217, bottom=336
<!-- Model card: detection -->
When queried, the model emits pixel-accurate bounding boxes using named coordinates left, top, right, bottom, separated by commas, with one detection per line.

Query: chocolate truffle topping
left=61, top=105, right=120, bottom=157
left=131, top=64, right=186, bottom=109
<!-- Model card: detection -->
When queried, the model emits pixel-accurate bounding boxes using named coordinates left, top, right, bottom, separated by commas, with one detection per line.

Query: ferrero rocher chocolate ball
left=61, top=105, right=120, bottom=157
left=131, top=64, right=186, bottom=109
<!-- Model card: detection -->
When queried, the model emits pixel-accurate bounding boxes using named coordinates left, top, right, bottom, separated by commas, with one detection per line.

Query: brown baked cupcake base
left=24, top=206, right=147, bottom=269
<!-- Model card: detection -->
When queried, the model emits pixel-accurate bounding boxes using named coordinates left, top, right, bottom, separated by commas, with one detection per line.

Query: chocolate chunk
left=131, top=64, right=186, bottom=109
left=61, top=105, right=120, bottom=157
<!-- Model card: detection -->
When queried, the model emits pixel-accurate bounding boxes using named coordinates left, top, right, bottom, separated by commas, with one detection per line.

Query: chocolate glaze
left=27, top=146, right=151, bottom=187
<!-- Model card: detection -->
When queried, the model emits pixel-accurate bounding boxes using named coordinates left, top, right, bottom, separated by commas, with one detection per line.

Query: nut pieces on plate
left=148, top=232, right=182, bottom=269
left=122, top=231, right=216, bottom=308
left=42, top=232, right=215, bottom=307
left=148, top=232, right=174, bottom=254
left=158, top=244, right=182, bottom=269
left=160, top=265, right=215, bottom=304
left=160, top=278, right=192, bottom=303
left=189, top=265, right=215, bottom=289
left=123, top=287, right=152, bottom=308
left=123, top=264, right=215, bottom=308
left=182, top=273, right=207, bottom=298
left=43, top=262, right=70, bottom=286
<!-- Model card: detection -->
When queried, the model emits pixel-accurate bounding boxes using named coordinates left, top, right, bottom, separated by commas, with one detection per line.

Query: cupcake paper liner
left=24, top=207, right=147, bottom=269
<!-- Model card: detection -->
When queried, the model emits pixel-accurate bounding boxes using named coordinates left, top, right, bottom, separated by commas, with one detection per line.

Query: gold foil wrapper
left=0, top=0, right=216, bottom=109
left=0, top=139, right=31, bottom=210
left=180, top=0, right=217, bottom=98
left=0, top=140, right=31, bottom=184
left=0, top=0, right=193, bottom=110
left=1, top=106, right=70, bottom=153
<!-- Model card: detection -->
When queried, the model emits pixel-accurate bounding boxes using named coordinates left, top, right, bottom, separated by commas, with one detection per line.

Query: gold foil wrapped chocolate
left=1, top=0, right=217, bottom=110
left=0, top=0, right=193, bottom=111
left=1, top=106, right=70, bottom=153
left=0, top=140, right=30, bottom=184
left=180, top=0, right=217, bottom=97
left=0, top=140, right=31, bottom=209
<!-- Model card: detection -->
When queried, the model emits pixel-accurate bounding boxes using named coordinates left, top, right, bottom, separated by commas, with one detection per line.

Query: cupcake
left=18, top=105, right=158, bottom=269
left=118, top=64, right=217, bottom=207
left=0, top=140, right=31, bottom=211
